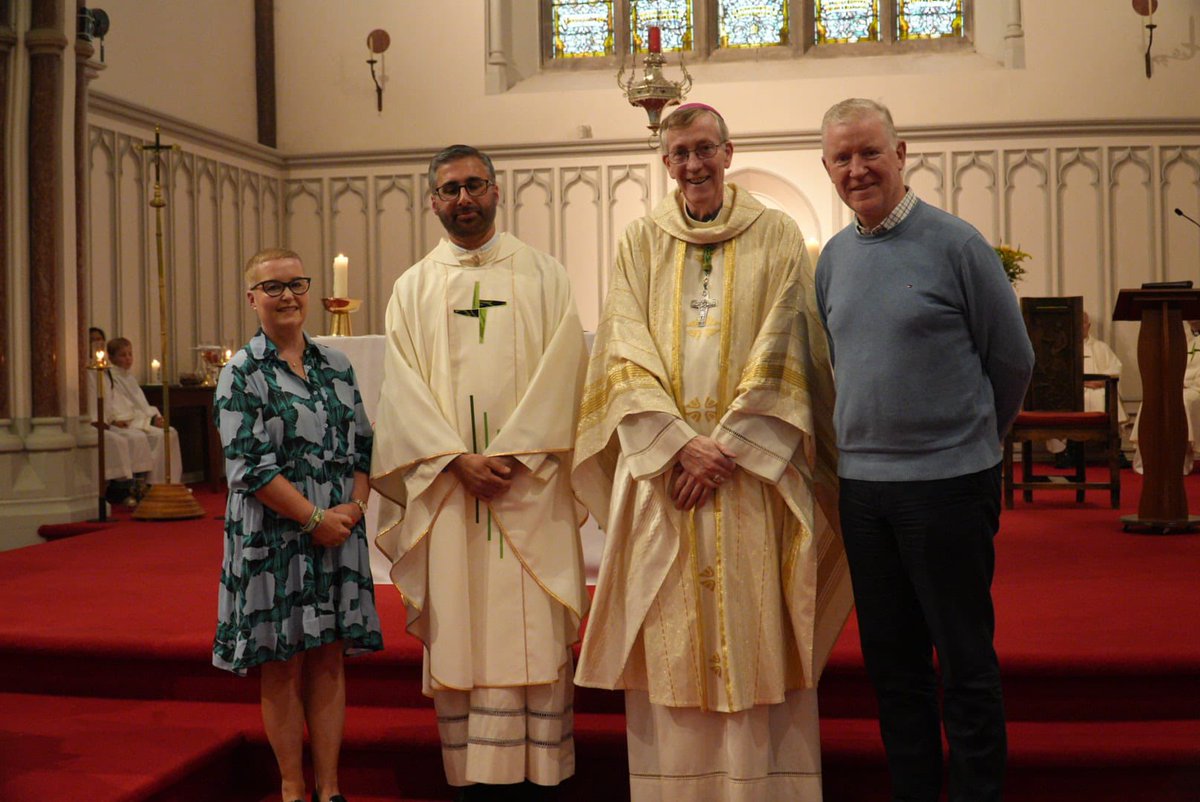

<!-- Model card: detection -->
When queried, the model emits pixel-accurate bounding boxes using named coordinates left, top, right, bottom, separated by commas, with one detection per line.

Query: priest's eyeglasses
left=250, top=277, right=312, bottom=297
left=666, top=142, right=726, bottom=164
left=433, top=177, right=493, bottom=202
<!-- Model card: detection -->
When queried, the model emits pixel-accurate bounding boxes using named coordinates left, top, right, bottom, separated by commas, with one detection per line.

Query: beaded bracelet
left=301, top=506, right=325, bottom=534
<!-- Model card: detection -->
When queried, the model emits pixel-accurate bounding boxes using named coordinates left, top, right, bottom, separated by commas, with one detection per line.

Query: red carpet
left=0, top=471, right=1197, bottom=801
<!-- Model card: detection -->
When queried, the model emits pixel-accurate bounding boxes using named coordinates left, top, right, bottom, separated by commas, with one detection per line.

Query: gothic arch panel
left=195, top=161, right=222, bottom=355
left=905, top=153, right=945, bottom=209
left=219, top=167, right=243, bottom=346
left=1056, top=149, right=1103, bottom=316
left=331, top=177, right=372, bottom=331
left=561, top=168, right=602, bottom=331
left=513, top=169, right=554, bottom=256
left=284, top=180, right=325, bottom=295
left=1161, top=149, right=1200, bottom=285
left=168, top=156, right=198, bottom=379
left=952, top=151, right=998, bottom=244
left=376, top=175, right=418, bottom=325
left=1004, top=150, right=1051, bottom=297
left=88, top=130, right=117, bottom=334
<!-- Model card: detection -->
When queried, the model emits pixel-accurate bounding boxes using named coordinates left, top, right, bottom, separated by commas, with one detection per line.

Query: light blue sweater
left=815, top=200, right=1034, bottom=482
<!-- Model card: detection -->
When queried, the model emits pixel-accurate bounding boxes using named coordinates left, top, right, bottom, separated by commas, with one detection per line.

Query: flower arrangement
left=994, top=245, right=1031, bottom=285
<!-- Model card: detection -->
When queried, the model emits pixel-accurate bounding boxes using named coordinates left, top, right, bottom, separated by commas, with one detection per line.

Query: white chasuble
left=372, top=234, right=589, bottom=693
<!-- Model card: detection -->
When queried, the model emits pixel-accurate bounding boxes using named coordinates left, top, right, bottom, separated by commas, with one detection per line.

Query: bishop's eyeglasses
left=250, top=277, right=312, bottom=297
left=433, top=177, right=494, bottom=202
left=666, top=142, right=726, bottom=164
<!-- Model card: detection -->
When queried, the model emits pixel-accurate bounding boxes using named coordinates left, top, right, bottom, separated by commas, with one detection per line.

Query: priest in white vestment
left=86, top=369, right=154, bottom=485
left=105, top=337, right=183, bottom=484
left=573, top=104, right=853, bottom=802
left=372, top=145, right=588, bottom=800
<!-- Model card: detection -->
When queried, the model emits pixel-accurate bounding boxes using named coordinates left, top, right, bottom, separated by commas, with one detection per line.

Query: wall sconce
left=1132, top=0, right=1158, bottom=78
left=617, top=25, right=692, bottom=148
left=367, top=29, right=390, bottom=112
left=78, top=6, right=110, bottom=62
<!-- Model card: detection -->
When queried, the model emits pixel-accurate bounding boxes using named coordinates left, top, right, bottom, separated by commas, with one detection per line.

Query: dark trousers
left=839, top=463, right=1007, bottom=802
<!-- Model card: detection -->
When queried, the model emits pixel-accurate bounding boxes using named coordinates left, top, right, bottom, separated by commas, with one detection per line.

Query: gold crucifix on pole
left=133, top=126, right=204, bottom=520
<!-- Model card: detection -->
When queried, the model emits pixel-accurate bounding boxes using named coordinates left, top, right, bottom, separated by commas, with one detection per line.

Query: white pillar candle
left=150, top=358, right=161, bottom=383
left=333, top=253, right=349, bottom=298
left=805, top=238, right=822, bottom=268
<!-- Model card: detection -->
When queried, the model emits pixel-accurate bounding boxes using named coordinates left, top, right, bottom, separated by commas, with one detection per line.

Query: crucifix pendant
left=691, top=289, right=718, bottom=327
left=691, top=245, right=719, bottom=327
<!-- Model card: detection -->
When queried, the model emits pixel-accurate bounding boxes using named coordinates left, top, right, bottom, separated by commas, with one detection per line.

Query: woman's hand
left=310, top=507, right=354, bottom=548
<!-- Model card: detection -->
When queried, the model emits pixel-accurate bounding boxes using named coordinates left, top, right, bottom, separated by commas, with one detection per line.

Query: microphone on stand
left=1176, top=208, right=1200, bottom=229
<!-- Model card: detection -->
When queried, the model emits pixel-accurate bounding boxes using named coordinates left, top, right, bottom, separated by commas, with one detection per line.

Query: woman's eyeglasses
left=250, top=277, right=312, bottom=297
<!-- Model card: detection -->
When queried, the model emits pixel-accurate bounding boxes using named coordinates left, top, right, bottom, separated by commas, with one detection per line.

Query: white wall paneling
left=90, top=106, right=1200, bottom=403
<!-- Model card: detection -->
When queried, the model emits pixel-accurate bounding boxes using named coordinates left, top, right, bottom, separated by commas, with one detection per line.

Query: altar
left=313, top=335, right=605, bottom=586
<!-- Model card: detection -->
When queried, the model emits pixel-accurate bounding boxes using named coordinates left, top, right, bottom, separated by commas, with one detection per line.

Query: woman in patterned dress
left=213, top=247, right=382, bottom=802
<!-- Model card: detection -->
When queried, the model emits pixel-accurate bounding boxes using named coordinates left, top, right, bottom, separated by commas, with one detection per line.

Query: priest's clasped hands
left=449, top=453, right=525, bottom=501
left=671, top=435, right=736, bottom=511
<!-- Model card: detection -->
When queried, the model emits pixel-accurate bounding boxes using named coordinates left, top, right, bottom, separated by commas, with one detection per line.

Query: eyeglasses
left=249, top=277, right=312, bottom=297
left=666, top=142, right=727, bottom=165
left=433, top=177, right=493, bottom=202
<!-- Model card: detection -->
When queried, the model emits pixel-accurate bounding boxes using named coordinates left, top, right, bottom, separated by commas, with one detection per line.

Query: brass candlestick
left=322, top=297, right=362, bottom=337
left=87, top=351, right=110, bottom=522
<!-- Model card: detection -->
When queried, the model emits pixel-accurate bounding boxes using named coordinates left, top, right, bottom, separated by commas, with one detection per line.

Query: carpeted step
left=0, top=692, right=267, bottom=802
left=821, top=717, right=1200, bottom=802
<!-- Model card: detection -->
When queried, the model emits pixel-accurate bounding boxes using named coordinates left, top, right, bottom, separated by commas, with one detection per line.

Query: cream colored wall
left=271, top=0, right=1198, bottom=154
left=95, top=0, right=258, bottom=143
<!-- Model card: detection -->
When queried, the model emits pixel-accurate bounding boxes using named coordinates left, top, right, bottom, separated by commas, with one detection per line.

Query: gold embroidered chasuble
left=372, top=233, right=590, bottom=692
left=574, top=185, right=853, bottom=713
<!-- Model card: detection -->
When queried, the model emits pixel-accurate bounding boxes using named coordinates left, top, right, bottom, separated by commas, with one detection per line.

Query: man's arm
left=961, top=235, right=1035, bottom=439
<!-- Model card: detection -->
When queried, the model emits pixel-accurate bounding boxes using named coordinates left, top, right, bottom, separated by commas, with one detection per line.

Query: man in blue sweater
left=814, top=98, right=1034, bottom=802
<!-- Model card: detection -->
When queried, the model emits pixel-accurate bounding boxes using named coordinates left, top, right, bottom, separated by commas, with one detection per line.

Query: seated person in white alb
left=87, top=326, right=154, bottom=501
left=1132, top=320, right=1200, bottom=474
left=1047, top=310, right=1130, bottom=468
left=105, top=337, right=183, bottom=484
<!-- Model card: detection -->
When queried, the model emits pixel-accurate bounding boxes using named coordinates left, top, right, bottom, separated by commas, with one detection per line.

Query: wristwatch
left=352, top=498, right=369, bottom=517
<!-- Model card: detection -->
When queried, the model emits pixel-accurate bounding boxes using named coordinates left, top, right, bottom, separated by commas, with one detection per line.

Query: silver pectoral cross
left=691, top=288, right=718, bottom=327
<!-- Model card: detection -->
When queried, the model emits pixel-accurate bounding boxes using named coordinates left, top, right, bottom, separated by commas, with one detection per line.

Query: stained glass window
left=631, top=0, right=693, bottom=52
left=718, top=1, right=789, bottom=48
left=551, top=0, right=615, bottom=58
left=897, top=0, right=962, bottom=40
left=814, top=0, right=880, bottom=44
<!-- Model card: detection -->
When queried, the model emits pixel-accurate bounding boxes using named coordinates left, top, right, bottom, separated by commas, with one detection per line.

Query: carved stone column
left=26, top=0, right=68, bottom=433
left=0, top=1, right=15, bottom=425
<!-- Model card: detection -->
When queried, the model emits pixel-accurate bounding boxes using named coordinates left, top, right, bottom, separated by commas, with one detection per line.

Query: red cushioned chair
left=1003, top=296, right=1121, bottom=508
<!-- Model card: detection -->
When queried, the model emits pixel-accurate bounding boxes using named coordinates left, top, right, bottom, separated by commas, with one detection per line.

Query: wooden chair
left=1003, top=296, right=1122, bottom=508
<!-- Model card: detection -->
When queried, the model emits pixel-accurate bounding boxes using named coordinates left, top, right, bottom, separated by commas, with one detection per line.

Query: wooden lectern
left=1113, top=287, right=1200, bottom=532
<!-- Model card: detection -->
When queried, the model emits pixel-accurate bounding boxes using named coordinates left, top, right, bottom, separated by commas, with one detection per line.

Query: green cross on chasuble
left=453, top=281, right=507, bottom=343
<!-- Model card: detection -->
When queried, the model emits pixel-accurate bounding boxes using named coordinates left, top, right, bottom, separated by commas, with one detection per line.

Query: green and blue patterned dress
left=212, top=330, right=383, bottom=674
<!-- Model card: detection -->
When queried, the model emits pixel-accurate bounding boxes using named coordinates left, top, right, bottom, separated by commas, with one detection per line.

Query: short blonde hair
left=106, top=336, right=132, bottom=356
left=244, top=247, right=302, bottom=288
